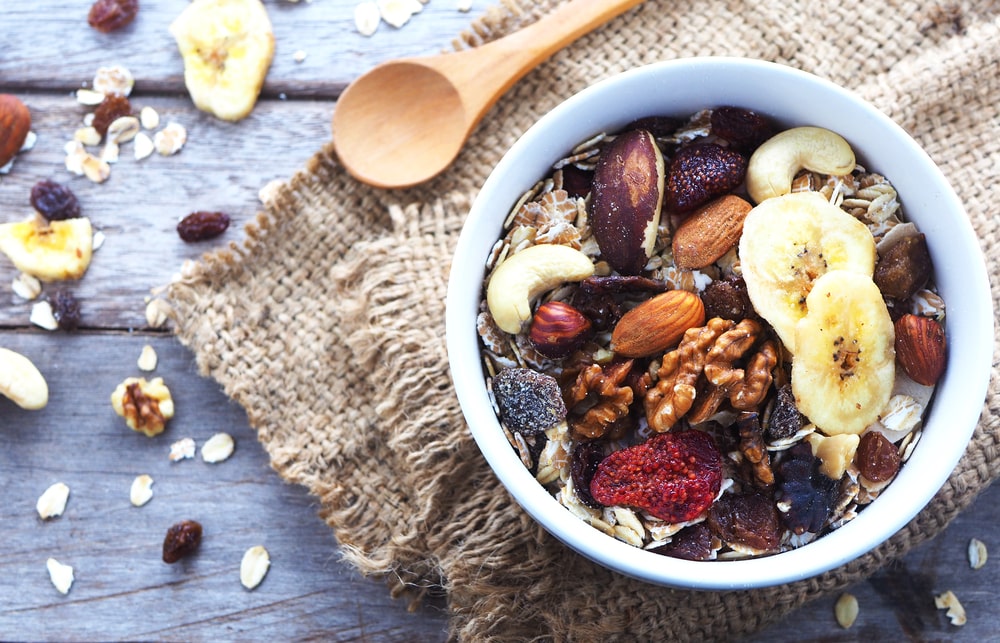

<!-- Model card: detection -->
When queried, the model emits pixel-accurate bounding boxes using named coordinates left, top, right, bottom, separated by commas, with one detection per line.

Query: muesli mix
left=477, top=107, right=947, bottom=560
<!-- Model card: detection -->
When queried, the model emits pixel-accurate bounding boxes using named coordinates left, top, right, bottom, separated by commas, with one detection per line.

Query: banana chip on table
left=0, top=215, right=93, bottom=281
left=169, top=0, right=275, bottom=122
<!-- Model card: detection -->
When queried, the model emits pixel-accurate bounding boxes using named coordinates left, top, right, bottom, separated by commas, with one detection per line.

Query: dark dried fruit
left=665, top=143, right=747, bottom=214
left=707, top=491, right=782, bottom=553
left=710, top=106, right=774, bottom=154
left=492, top=367, right=566, bottom=436
left=650, top=523, right=714, bottom=561
left=529, top=301, right=593, bottom=358
left=559, top=164, right=594, bottom=199
left=177, top=211, right=231, bottom=242
left=91, top=94, right=132, bottom=137
left=625, top=115, right=684, bottom=138
left=570, top=440, right=605, bottom=509
left=88, top=0, right=139, bottom=33
left=765, top=384, right=802, bottom=441
left=701, top=274, right=753, bottom=321
left=52, top=291, right=82, bottom=331
left=162, top=519, right=203, bottom=563
left=737, top=412, right=774, bottom=487
left=589, top=430, right=722, bottom=523
left=855, top=431, right=901, bottom=483
left=776, top=442, right=839, bottom=535
left=873, top=234, right=933, bottom=301
left=30, top=180, right=82, bottom=221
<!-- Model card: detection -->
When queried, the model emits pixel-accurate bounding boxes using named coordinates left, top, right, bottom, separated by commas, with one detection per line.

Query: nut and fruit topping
left=88, top=0, right=139, bottom=33
left=110, top=376, right=175, bottom=437
left=31, top=180, right=82, bottom=222
left=162, top=519, right=203, bottom=563
left=177, top=210, right=231, bottom=242
left=477, top=108, right=945, bottom=559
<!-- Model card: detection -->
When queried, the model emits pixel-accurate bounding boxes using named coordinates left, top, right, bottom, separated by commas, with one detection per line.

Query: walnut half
left=111, top=376, right=174, bottom=437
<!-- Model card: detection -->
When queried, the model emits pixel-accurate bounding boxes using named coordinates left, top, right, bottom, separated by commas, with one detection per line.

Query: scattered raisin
left=650, top=523, right=714, bottom=561
left=776, top=442, right=839, bottom=535
left=707, top=491, right=782, bottom=553
left=88, top=0, right=139, bottom=33
left=855, top=431, right=901, bottom=483
left=570, top=440, right=605, bottom=509
left=30, top=180, right=82, bottom=221
left=92, top=95, right=132, bottom=137
left=162, top=519, right=203, bottom=563
left=52, top=291, right=82, bottom=331
left=710, top=106, right=774, bottom=154
left=177, top=211, right=231, bottom=242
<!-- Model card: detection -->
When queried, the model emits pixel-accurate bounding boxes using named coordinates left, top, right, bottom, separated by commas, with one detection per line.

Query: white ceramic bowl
left=445, top=57, right=993, bottom=589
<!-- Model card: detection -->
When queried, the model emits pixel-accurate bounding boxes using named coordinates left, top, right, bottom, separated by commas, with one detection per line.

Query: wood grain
left=0, top=1, right=997, bottom=640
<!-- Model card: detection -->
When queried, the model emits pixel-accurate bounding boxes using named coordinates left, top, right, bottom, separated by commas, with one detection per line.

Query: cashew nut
left=0, top=346, right=49, bottom=410
left=806, top=431, right=859, bottom=480
left=486, top=244, right=595, bottom=334
left=745, top=126, right=856, bottom=204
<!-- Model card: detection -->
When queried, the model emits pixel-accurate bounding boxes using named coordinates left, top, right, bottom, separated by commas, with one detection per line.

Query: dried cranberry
left=589, top=430, right=722, bottom=523
left=162, top=519, right=203, bottom=563
left=52, top=291, right=82, bottom=331
left=707, top=491, right=782, bottom=553
left=30, top=180, right=82, bottom=221
left=177, top=211, right=231, bottom=242
left=665, top=143, right=747, bottom=213
left=88, top=0, right=139, bottom=33
left=709, top=107, right=774, bottom=154
left=570, top=441, right=605, bottom=509
left=92, top=95, right=132, bottom=137
left=776, top=443, right=839, bottom=535
left=650, top=523, right=714, bottom=561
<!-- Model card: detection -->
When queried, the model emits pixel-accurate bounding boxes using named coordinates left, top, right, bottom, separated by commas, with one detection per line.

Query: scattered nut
left=671, top=195, right=752, bottom=269
left=201, top=432, right=235, bottom=463
left=133, top=132, right=154, bottom=160
left=162, top=519, right=203, bottom=563
left=137, top=344, right=158, bottom=371
left=36, top=482, right=70, bottom=519
left=46, top=558, right=74, bottom=595
left=154, top=122, right=187, bottom=156
left=100, top=141, right=120, bottom=163
left=169, top=437, right=196, bottom=461
left=12, top=272, right=42, bottom=300
left=834, top=592, right=859, bottom=628
left=968, top=538, right=988, bottom=570
left=0, top=347, right=48, bottom=409
left=130, top=474, right=154, bottom=506
left=110, top=376, right=175, bottom=437
left=486, top=244, right=595, bottom=334
left=82, top=154, right=111, bottom=183
left=934, top=590, right=967, bottom=626
left=240, top=545, right=271, bottom=590
left=139, top=106, right=160, bottom=130
left=30, top=300, right=59, bottom=331
left=745, top=126, right=856, bottom=203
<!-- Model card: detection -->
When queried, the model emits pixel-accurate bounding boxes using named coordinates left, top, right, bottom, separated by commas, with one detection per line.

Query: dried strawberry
left=650, top=523, right=714, bottom=561
left=589, top=430, right=722, bottom=523
left=710, top=107, right=774, bottom=154
left=776, top=442, right=839, bottom=535
left=665, top=143, right=747, bottom=214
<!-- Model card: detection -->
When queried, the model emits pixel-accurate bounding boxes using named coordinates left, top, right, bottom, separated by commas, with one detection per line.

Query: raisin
left=650, top=523, right=714, bottom=561
left=766, top=384, right=803, bottom=441
left=701, top=274, right=753, bottom=321
left=162, top=520, right=203, bottom=563
left=559, top=164, right=594, bottom=199
left=855, top=431, right=901, bottom=482
left=570, top=441, right=605, bottom=509
left=707, top=491, right=782, bottom=553
left=52, top=291, right=82, bottom=331
left=177, top=211, right=231, bottom=242
left=30, top=180, right=82, bottom=221
left=624, top=116, right=684, bottom=138
left=776, top=442, right=839, bottom=535
left=710, top=106, right=774, bottom=154
left=88, top=0, right=139, bottom=33
left=92, top=95, right=132, bottom=137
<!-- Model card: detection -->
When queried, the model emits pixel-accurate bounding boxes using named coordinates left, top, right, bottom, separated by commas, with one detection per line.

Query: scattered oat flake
left=145, top=298, right=171, bottom=328
left=37, top=482, right=70, bottom=519
left=133, top=132, right=154, bottom=160
left=140, top=106, right=160, bottom=130
left=457, top=0, right=472, bottom=10
left=834, top=592, right=859, bottom=629
left=100, top=141, right=120, bottom=164
left=935, top=590, right=967, bottom=626
left=82, top=155, right=111, bottom=183
left=968, top=538, right=988, bottom=570
left=169, top=437, right=197, bottom=461
left=378, top=0, right=422, bottom=28
left=76, top=88, right=105, bottom=106
left=93, top=65, right=134, bottom=97
left=354, top=1, right=380, bottom=35
left=240, top=545, right=271, bottom=589
left=202, top=432, right=235, bottom=463
left=46, top=558, right=74, bottom=595
left=92, top=230, right=106, bottom=251
left=107, top=116, right=140, bottom=144
left=137, top=344, right=158, bottom=372
left=130, top=474, right=154, bottom=507
left=74, top=126, right=102, bottom=146
left=12, top=272, right=42, bottom=300
left=154, top=122, right=187, bottom=156
left=30, top=300, right=59, bottom=331
left=293, top=50, right=307, bottom=63
left=64, top=141, right=88, bottom=175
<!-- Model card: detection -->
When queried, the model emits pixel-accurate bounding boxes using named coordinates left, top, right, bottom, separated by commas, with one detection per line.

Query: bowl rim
left=445, top=57, right=994, bottom=589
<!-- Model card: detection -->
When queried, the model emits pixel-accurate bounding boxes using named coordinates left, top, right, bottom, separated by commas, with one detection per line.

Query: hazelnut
left=529, top=301, right=593, bottom=358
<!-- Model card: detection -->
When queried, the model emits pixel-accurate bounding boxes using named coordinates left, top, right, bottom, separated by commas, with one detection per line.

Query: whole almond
left=611, top=290, right=705, bottom=357
left=894, top=314, right=946, bottom=386
left=0, top=94, right=32, bottom=167
left=672, top=194, right=753, bottom=269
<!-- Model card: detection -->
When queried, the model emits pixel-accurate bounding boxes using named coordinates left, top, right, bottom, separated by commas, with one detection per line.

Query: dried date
left=30, top=180, right=82, bottom=221
left=88, top=0, right=139, bottom=33
left=177, top=211, right=231, bottom=242
left=162, top=519, right=203, bottom=563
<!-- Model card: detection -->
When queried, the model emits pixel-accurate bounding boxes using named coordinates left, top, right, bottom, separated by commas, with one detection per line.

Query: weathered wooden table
left=0, top=2, right=994, bottom=640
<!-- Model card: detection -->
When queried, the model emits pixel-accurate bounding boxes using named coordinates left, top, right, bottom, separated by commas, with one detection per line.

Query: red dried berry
left=665, top=143, right=747, bottom=214
left=709, top=106, right=774, bottom=154
left=92, top=95, right=132, bottom=137
left=589, top=430, right=722, bottom=523
left=30, top=180, right=82, bottom=221
left=707, top=491, right=782, bottom=553
left=52, top=291, right=82, bottom=331
left=650, top=523, right=714, bottom=561
left=177, top=211, right=231, bottom=242
left=162, top=519, right=203, bottom=563
left=776, top=442, right=839, bottom=535
left=88, top=0, right=139, bottom=33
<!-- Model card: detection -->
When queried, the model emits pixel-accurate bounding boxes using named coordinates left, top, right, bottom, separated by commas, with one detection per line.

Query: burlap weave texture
left=168, top=1, right=1000, bottom=640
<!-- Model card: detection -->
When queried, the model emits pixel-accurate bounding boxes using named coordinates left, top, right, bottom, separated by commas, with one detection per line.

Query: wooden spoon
left=331, top=0, right=645, bottom=189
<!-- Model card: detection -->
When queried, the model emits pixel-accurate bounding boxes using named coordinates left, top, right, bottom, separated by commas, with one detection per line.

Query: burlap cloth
left=167, top=1, right=1000, bottom=639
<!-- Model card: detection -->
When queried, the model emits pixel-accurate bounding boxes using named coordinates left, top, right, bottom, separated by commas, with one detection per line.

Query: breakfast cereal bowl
left=445, top=57, right=992, bottom=589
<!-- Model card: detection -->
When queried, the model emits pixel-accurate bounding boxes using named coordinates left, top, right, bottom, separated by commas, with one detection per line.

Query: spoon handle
left=447, top=0, right=646, bottom=118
